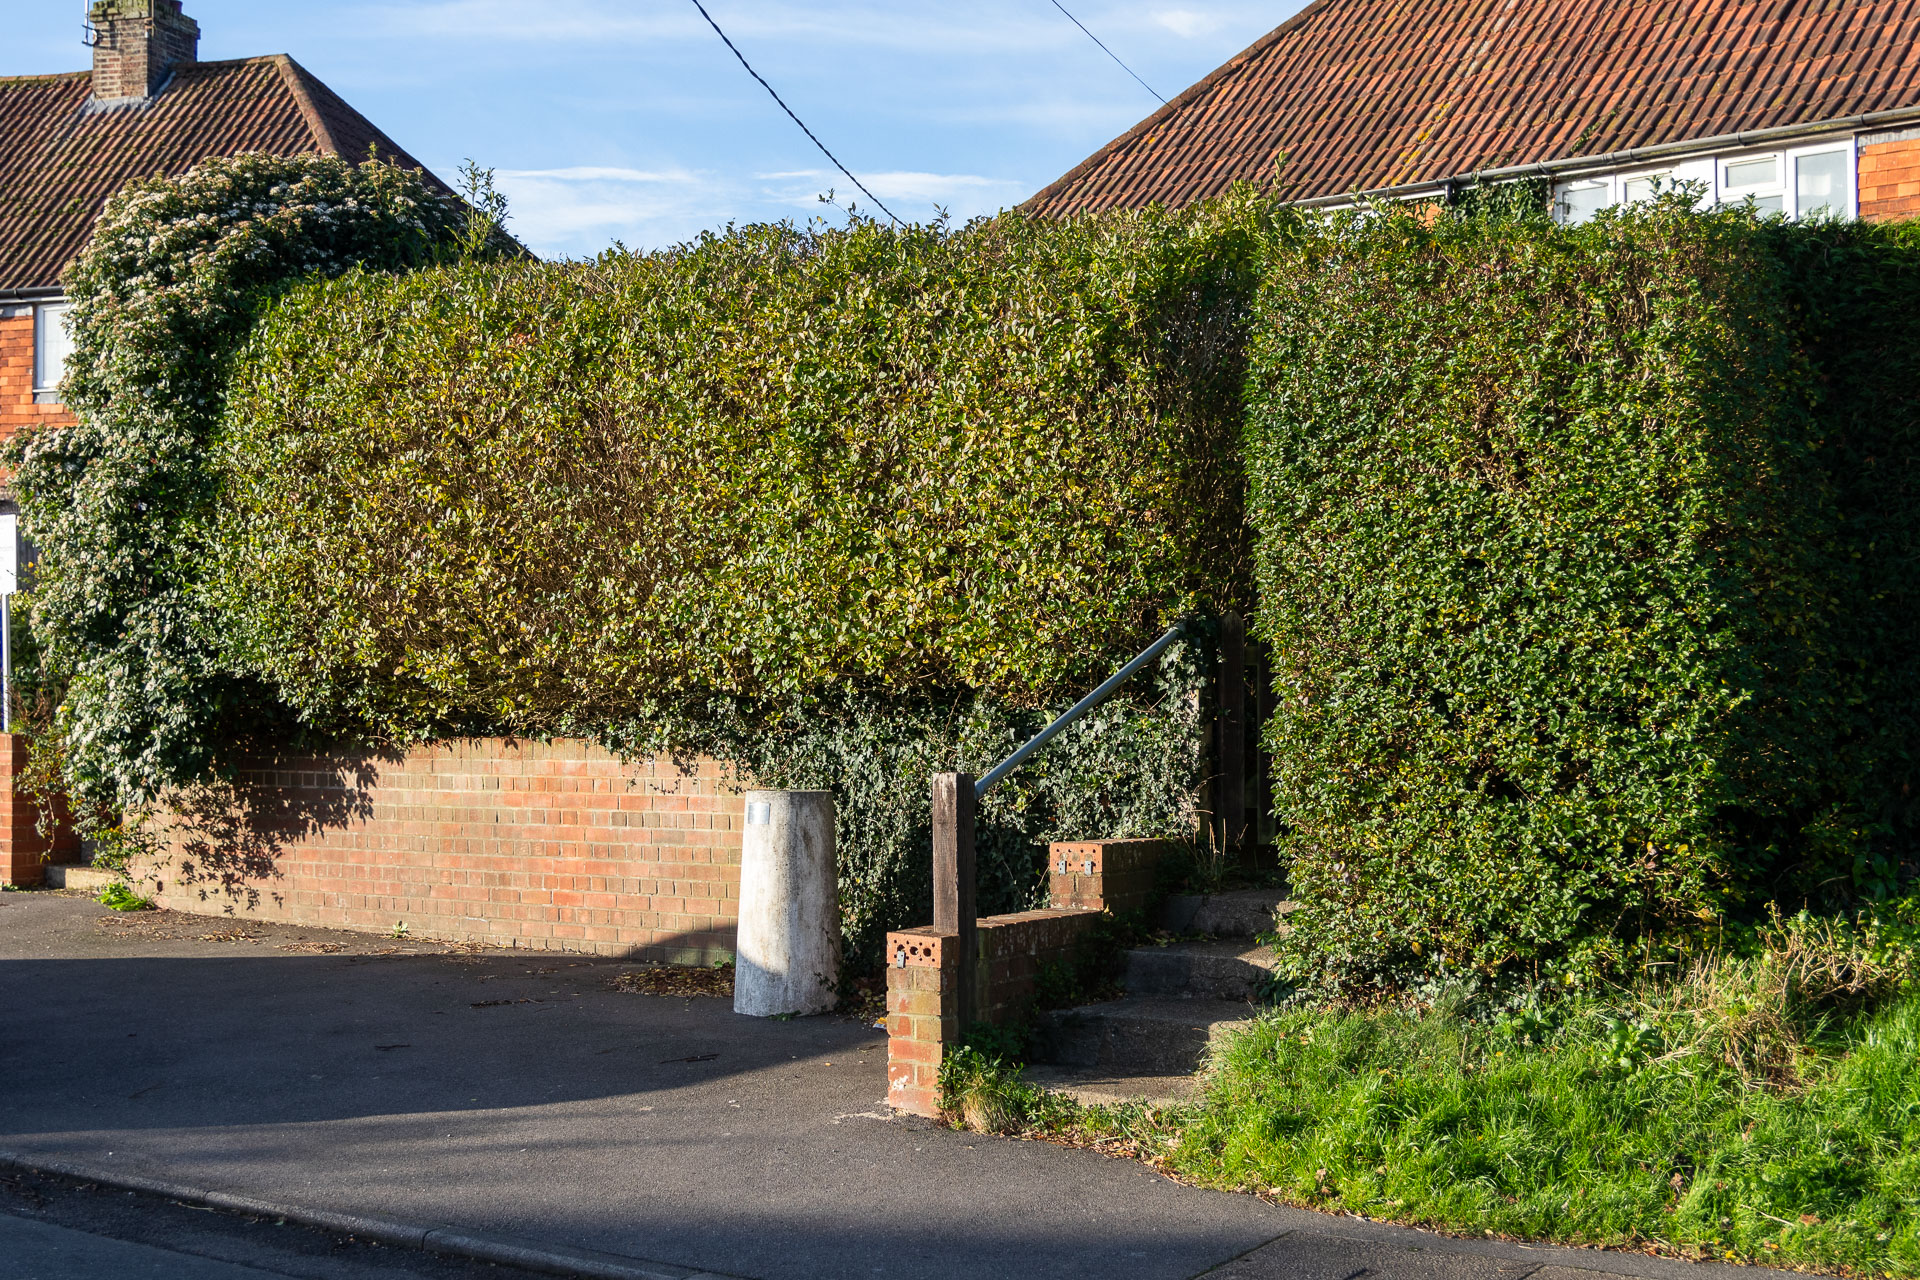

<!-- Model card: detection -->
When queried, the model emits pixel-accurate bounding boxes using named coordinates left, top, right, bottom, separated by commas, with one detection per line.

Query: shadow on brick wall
left=156, top=754, right=393, bottom=911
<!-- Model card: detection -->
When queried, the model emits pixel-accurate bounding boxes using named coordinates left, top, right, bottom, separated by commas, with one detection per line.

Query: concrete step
left=45, top=865, right=118, bottom=893
left=1033, top=996, right=1253, bottom=1077
left=1018, top=1065, right=1201, bottom=1109
left=1124, top=939, right=1278, bottom=1000
left=1160, top=886, right=1294, bottom=938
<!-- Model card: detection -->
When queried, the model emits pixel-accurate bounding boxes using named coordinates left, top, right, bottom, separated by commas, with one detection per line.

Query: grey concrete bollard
left=734, top=790, right=841, bottom=1018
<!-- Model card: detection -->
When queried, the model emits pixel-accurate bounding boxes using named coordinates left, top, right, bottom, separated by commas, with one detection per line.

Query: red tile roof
left=1026, top=0, right=1920, bottom=216
left=0, top=55, right=447, bottom=292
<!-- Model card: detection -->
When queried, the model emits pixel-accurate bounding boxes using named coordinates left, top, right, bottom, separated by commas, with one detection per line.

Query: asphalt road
left=0, top=890, right=1788, bottom=1280
left=2, top=1166, right=551, bottom=1279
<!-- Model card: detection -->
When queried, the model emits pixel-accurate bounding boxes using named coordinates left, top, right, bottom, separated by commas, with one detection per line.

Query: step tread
left=1046, top=994, right=1256, bottom=1029
left=1159, top=887, right=1296, bottom=939
left=44, top=865, right=116, bottom=892
left=1019, top=1065, right=1202, bottom=1108
left=1127, top=939, right=1278, bottom=962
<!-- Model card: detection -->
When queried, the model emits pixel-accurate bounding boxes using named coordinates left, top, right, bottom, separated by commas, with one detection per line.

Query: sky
left=5, top=1, right=1307, bottom=259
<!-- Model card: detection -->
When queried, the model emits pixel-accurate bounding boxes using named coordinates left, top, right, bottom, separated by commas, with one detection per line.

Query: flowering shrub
left=7, top=152, right=491, bottom=809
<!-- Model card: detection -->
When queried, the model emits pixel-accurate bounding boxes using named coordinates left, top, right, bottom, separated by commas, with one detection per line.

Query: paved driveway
left=0, top=891, right=1774, bottom=1280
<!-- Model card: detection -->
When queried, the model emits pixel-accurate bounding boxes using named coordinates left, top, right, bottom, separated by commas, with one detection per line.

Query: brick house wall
left=130, top=738, right=747, bottom=961
left=1858, top=131, right=1920, bottom=221
left=0, top=305, right=75, bottom=450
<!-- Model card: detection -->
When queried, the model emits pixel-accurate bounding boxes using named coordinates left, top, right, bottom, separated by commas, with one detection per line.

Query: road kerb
left=0, top=1148, right=743, bottom=1280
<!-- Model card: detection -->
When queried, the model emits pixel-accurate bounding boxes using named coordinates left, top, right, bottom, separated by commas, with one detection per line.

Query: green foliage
left=98, top=882, right=155, bottom=912
left=677, top=663, right=1206, bottom=966
left=202, top=199, right=1268, bottom=960
left=209, top=201, right=1263, bottom=732
left=1170, top=915, right=1920, bottom=1274
left=4, top=152, right=486, bottom=811
left=974, top=906, right=1920, bottom=1272
left=1244, top=195, right=1920, bottom=994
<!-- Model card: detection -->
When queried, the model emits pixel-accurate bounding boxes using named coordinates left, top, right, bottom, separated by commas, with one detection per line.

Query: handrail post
left=931, top=772, right=976, bottom=1036
left=1215, top=612, right=1247, bottom=853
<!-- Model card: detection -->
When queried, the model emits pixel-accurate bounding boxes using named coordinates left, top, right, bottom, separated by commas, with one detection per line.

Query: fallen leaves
left=608, top=963, right=734, bottom=999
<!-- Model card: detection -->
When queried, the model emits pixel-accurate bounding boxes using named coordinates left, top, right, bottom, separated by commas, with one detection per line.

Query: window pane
left=1622, top=174, right=1668, bottom=204
left=33, top=303, right=74, bottom=395
left=1796, top=150, right=1848, bottom=218
left=1560, top=182, right=1610, bottom=223
left=1751, top=193, right=1785, bottom=214
left=1725, top=156, right=1778, bottom=189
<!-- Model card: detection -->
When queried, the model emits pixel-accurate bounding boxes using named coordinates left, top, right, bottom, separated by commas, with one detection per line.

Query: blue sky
left=5, top=1, right=1304, bottom=259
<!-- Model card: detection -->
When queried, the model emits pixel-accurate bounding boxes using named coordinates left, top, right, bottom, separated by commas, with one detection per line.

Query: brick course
left=1858, top=136, right=1920, bottom=222
left=1048, top=838, right=1172, bottom=918
left=132, top=739, right=747, bottom=960
left=885, top=910, right=1105, bottom=1116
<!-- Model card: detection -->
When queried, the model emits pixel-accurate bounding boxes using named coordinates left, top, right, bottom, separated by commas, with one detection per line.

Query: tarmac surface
left=0, top=890, right=1791, bottom=1280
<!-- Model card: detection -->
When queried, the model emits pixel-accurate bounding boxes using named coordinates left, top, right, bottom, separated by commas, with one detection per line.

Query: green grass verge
left=944, top=915, right=1920, bottom=1275
left=1181, top=992, right=1920, bottom=1273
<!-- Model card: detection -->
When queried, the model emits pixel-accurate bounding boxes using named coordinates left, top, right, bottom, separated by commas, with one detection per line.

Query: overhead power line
left=1046, top=0, right=1167, bottom=105
left=686, top=0, right=903, bottom=226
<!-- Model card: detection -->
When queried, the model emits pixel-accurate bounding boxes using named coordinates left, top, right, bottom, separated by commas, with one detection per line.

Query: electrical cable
left=1045, top=0, right=1166, bottom=105
left=686, top=0, right=903, bottom=226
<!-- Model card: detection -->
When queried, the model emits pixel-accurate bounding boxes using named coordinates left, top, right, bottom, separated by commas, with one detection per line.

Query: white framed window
left=1789, top=144, right=1853, bottom=220
left=1620, top=171, right=1672, bottom=205
left=33, top=301, right=74, bottom=405
left=1555, top=158, right=1714, bottom=224
left=1721, top=154, right=1786, bottom=214
left=1558, top=178, right=1612, bottom=224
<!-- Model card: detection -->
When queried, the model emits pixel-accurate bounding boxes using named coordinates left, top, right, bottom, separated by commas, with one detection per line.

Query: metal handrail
left=974, top=622, right=1187, bottom=799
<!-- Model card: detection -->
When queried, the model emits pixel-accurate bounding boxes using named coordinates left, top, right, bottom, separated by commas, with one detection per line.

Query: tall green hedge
left=1246, top=196, right=1920, bottom=994
left=207, top=200, right=1268, bottom=960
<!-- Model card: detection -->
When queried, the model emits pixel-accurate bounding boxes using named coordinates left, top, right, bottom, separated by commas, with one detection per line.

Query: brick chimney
left=88, top=0, right=200, bottom=104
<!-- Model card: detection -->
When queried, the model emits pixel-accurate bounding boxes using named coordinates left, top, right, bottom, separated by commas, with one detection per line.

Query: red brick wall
left=0, top=733, right=80, bottom=886
left=1049, top=839, right=1172, bottom=918
left=886, top=908, right=1103, bottom=1117
left=1858, top=134, right=1920, bottom=221
left=885, top=837, right=1176, bottom=1116
left=0, top=307, right=76, bottom=451
left=132, top=739, right=747, bottom=961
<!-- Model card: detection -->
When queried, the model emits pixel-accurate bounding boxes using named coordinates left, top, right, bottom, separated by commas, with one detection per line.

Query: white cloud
left=488, top=162, right=1028, bottom=256
left=498, top=166, right=700, bottom=184
left=1154, top=8, right=1225, bottom=38
left=491, top=167, right=726, bottom=254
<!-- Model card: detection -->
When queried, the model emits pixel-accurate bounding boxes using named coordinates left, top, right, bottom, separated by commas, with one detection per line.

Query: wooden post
left=1216, top=613, right=1247, bottom=853
left=931, top=772, right=977, bottom=1034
